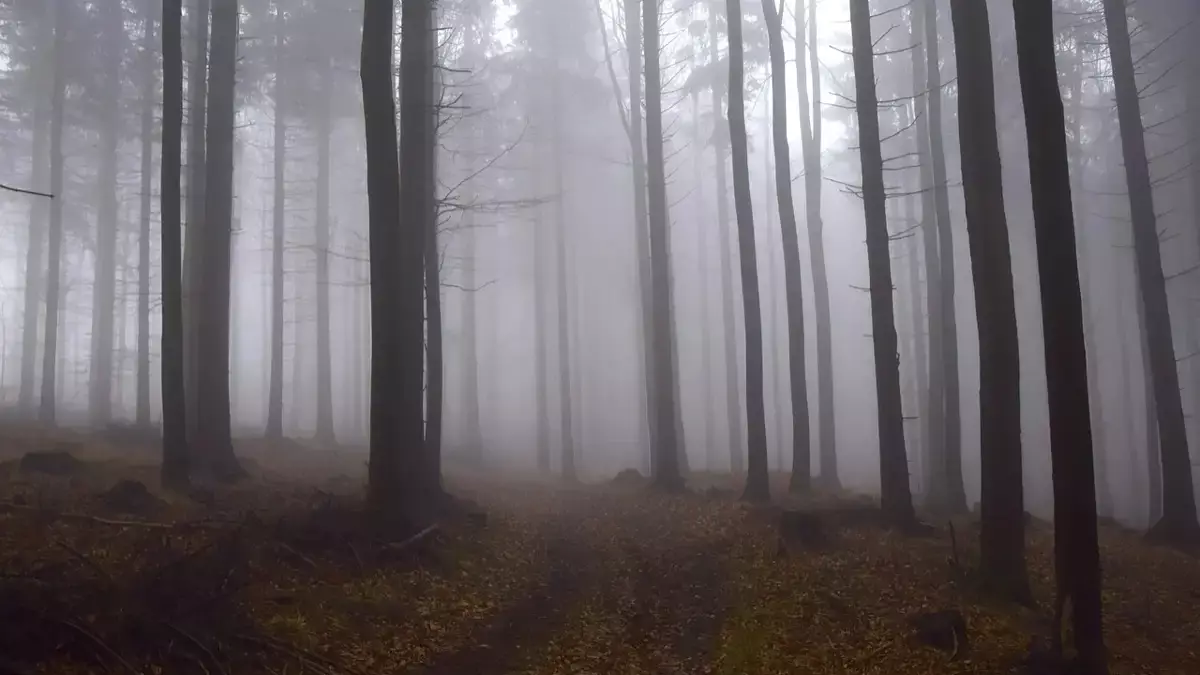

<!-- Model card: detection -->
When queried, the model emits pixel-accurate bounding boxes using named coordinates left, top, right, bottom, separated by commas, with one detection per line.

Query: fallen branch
left=382, top=524, right=440, bottom=553
left=0, top=502, right=230, bottom=530
left=0, top=182, right=53, bottom=199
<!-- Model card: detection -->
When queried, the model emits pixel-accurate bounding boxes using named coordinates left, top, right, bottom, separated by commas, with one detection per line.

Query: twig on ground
left=383, top=524, right=440, bottom=553
left=0, top=502, right=231, bottom=530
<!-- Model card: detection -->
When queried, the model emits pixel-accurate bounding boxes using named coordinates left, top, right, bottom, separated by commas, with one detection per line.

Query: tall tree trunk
left=19, top=6, right=50, bottom=414
left=1012, top=2, right=1107, bottom=668
left=184, top=0, right=210, bottom=444
left=195, top=0, right=241, bottom=479
left=710, top=9, right=744, bottom=475
left=90, top=0, right=123, bottom=426
left=1102, top=0, right=1199, bottom=544
left=266, top=4, right=285, bottom=439
left=138, top=2, right=157, bottom=428
left=796, top=0, right=836, bottom=488
left=763, top=111, right=783, bottom=470
left=162, top=0, right=190, bottom=487
left=549, top=57, right=576, bottom=482
left=850, top=0, right=914, bottom=525
left=691, top=88, right=717, bottom=472
left=314, top=57, right=336, bottom=444
left=534, top=183, right=550, bottom=473
left=624, top=0, right=655, bottom=474
left=763, top=0, right=811, bottom=492
left=910, top=1, right=945, bottom=505
left=1137, top=288, right=1163, bottom=523
left=644, top=0, right=681, bottom=489
left=40, top=0, right=69, bottom=425
left=923, top=0, right=966, bottom=514
left=726, top=0, right=769, bottom=502
left=425, top=21, right=443, bottom=484
left=950, top=0, right=1030, bottom=603
left=899, top=101, right=928, bottom=491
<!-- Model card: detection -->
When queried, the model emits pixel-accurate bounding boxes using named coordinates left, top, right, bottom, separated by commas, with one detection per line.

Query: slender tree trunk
left=1012, top=2, right=1107, bottom=668
left=795, top=0, right=835, bottom=488
left=1137, top=287, right=1163, bottom=523
left=425, top=23, right=444, bottom=484
left=184, top=0, right=210, bottom=444
left=763, top=111, right=784, bottom=471
left=763, top=0, right=811, bottom=492
left=138, top=2, right=157, bottom=428
left=195, top=0, right=241, bottom=479
left=692, top=88, right=716, bottom=471
left=912, top=0, right=945, bottom=507
left=462, top=210, right=482, bottom=460
left=314, top=56, right=336, bottom=444
left=266, top=4, right=285, bottom=439
left=1102, top=0, right=1199, bottom=544
left=644, top=0, right=681, bottom=489
left=899, top=101, right=929, bottom=492
left=923, top=0, right=966, bottom=513
left=19, top=7, right=50, bottom=414
left=726, top=0, right=769, bottom=502
left=950, top=0, right=1030, bottom=603
left=710, top=11, right=744, bottom=475
left=40, top=0, right=69, bottom=425
left=162, top=0, right=189, bottom=487
left=850, top=0, right=914, bottom=525
left=534, top=180, right=550, bottom=473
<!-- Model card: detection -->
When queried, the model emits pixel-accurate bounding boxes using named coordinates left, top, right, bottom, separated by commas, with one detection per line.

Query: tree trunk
left=726, top=0, right=769, bottom=502
left=950, top=0, right=1030, bottom=603
left=266, top=3, right=285, bottom=439
left=19, top=5, right=50, bottom=414
left=462, top=210, right=482, bottom=461
left=1102, top=0, right=1199, bottom=544
left=40, top=0, right=69, bottom=425
left=923, top=0, right=966, bottom=514
left=195, top=0, right=241, bottom=480
left=137, top=2, right=157, bottom=428
left=534, top=180, right=550, bottom=473
left=184, top=0, right=210, bottom=445
left=314, top=56, right=336, bottom=445
left=644, top=0, right=681, bottom=489
left=710, top=10, right=744, bottom=475
left=850, top=0, right=914, bottom=525
left=692, top=88, right=716, bottom=471
left=425, top=18, right=443, bottom=484
left=1137, top=288, right=1163, bottom=523
left=910, top=1, right=945, bottom=507
left=1012, top=2, right=1107, bottom=668
left=162, top=0, right=190, bottom=488
left=899, top=101, right=928, bottom=493
left=763, top=0, right=811, bottom=493
left=796, top=0, right=836, bottom=488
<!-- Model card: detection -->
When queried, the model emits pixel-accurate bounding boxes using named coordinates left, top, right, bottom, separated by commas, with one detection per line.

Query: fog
left=0, top=0, right=1198, bottom=532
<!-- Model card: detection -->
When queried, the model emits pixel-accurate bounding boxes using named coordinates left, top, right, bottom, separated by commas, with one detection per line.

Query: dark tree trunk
left=898, top=101, right=929, bottom=489
left=645, top=0, right=681, bottom=489
left=710, top=9, right=743, bottom=475
left=950, top=0, right=1030, bottom=604
left=924, top=0, right=966, bottom=514
left=1012, top=1, right=1107, bottom=668
left=314, top=57, right=336, bottom=445
left=796, top=0, right=836, bottom=488
left=425, top=23, right=443, bottom=484
left=534, top=187, right=550, bottom=473
left=137, top=1, right=157, bottom=428
left=183, top=0, right=210, bottom=445
left=691, top=88, right=717, bottom=471
left=850, top=0, right=914, bottom=526
left=763, top=0, right=811, bottom=493
left=19, top=5, right=50, bottom=414
left=726, top=0, right=769, bottom=502
left=1102, top=0, right=1199, bottom=544
left=1137, top=290, right=1163, bottom=523
left=40, top=0, right=69, bottom=425
left=266, top=3, right=285, bottom=440
left=195, top=0, right=241, bottom=480
left=161, top=0, right=190, bottom=489
left=910, top=1, right=945, bottom=505
left=90, top=0, right=123, bottom=426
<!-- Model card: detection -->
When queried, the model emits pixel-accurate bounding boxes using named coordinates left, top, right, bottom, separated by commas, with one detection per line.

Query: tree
left=183, top=0, right=210, bottom=444
left=39, top=0, right=68, bottom=424
left=761, top=0, right=810, bottom=492
left=137, top=0, right=158, bottom=428
left=1101, top=0, right=1199, bottom=545
left=265, top=2, right=286, bottom=440
left=161, top=0, right=190, bottom=489
left=645, top=0, right=682, bottom=490
left=194, top=0, right=241, bottom=479
left=314, top=52, right=336, bottom=445
left=850, top=0, right=914, bottom=525
left=725, top=0, right=768, bottom=502
left=1012, top=1, right=1107, bottom=668
left=425, top=6, right=444, bottom=482
left=949, top=0, right=1029, bottom=603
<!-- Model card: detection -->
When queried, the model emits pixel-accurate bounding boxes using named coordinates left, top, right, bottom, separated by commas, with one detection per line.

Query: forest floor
left=1, top=426, right=1198, bottom=675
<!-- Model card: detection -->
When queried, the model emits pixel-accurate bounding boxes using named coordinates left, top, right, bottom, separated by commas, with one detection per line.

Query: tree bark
left=19, top=5, right=50, bottom=414
left=950, top=0, right=1030, bottom=604
left=645, top=0, right=681, bottom=489
left=691, top=87, right=717, bottom=471
left=1102, top=0, right=1199, bottom=544
left=796, top=0, right=836, bottom=488
left=40, top=0, right=69, bottom=425
left=763, top=0, right=811, bottom=492
left=1012, top=1, right=1107, bottom=668
left=314, top=56, right=336, bottom=445
left=710, top=8, right=744, bottom=475
left=161, top=0, right=190, bottom=489
left=899, top=102, right=928, bottom=491
left=425, top=17, right=443, bottom=483
left=726, top=0, right=769, bottom=502
left=850, top=0, right=914, bottom=525
left=183, top=0, right=210, bottom=444
left=266, top=3, right=286, bottom=439
left=137, top=1, right=157, bottom=428
left=195, top=0, right=241, bottom=480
